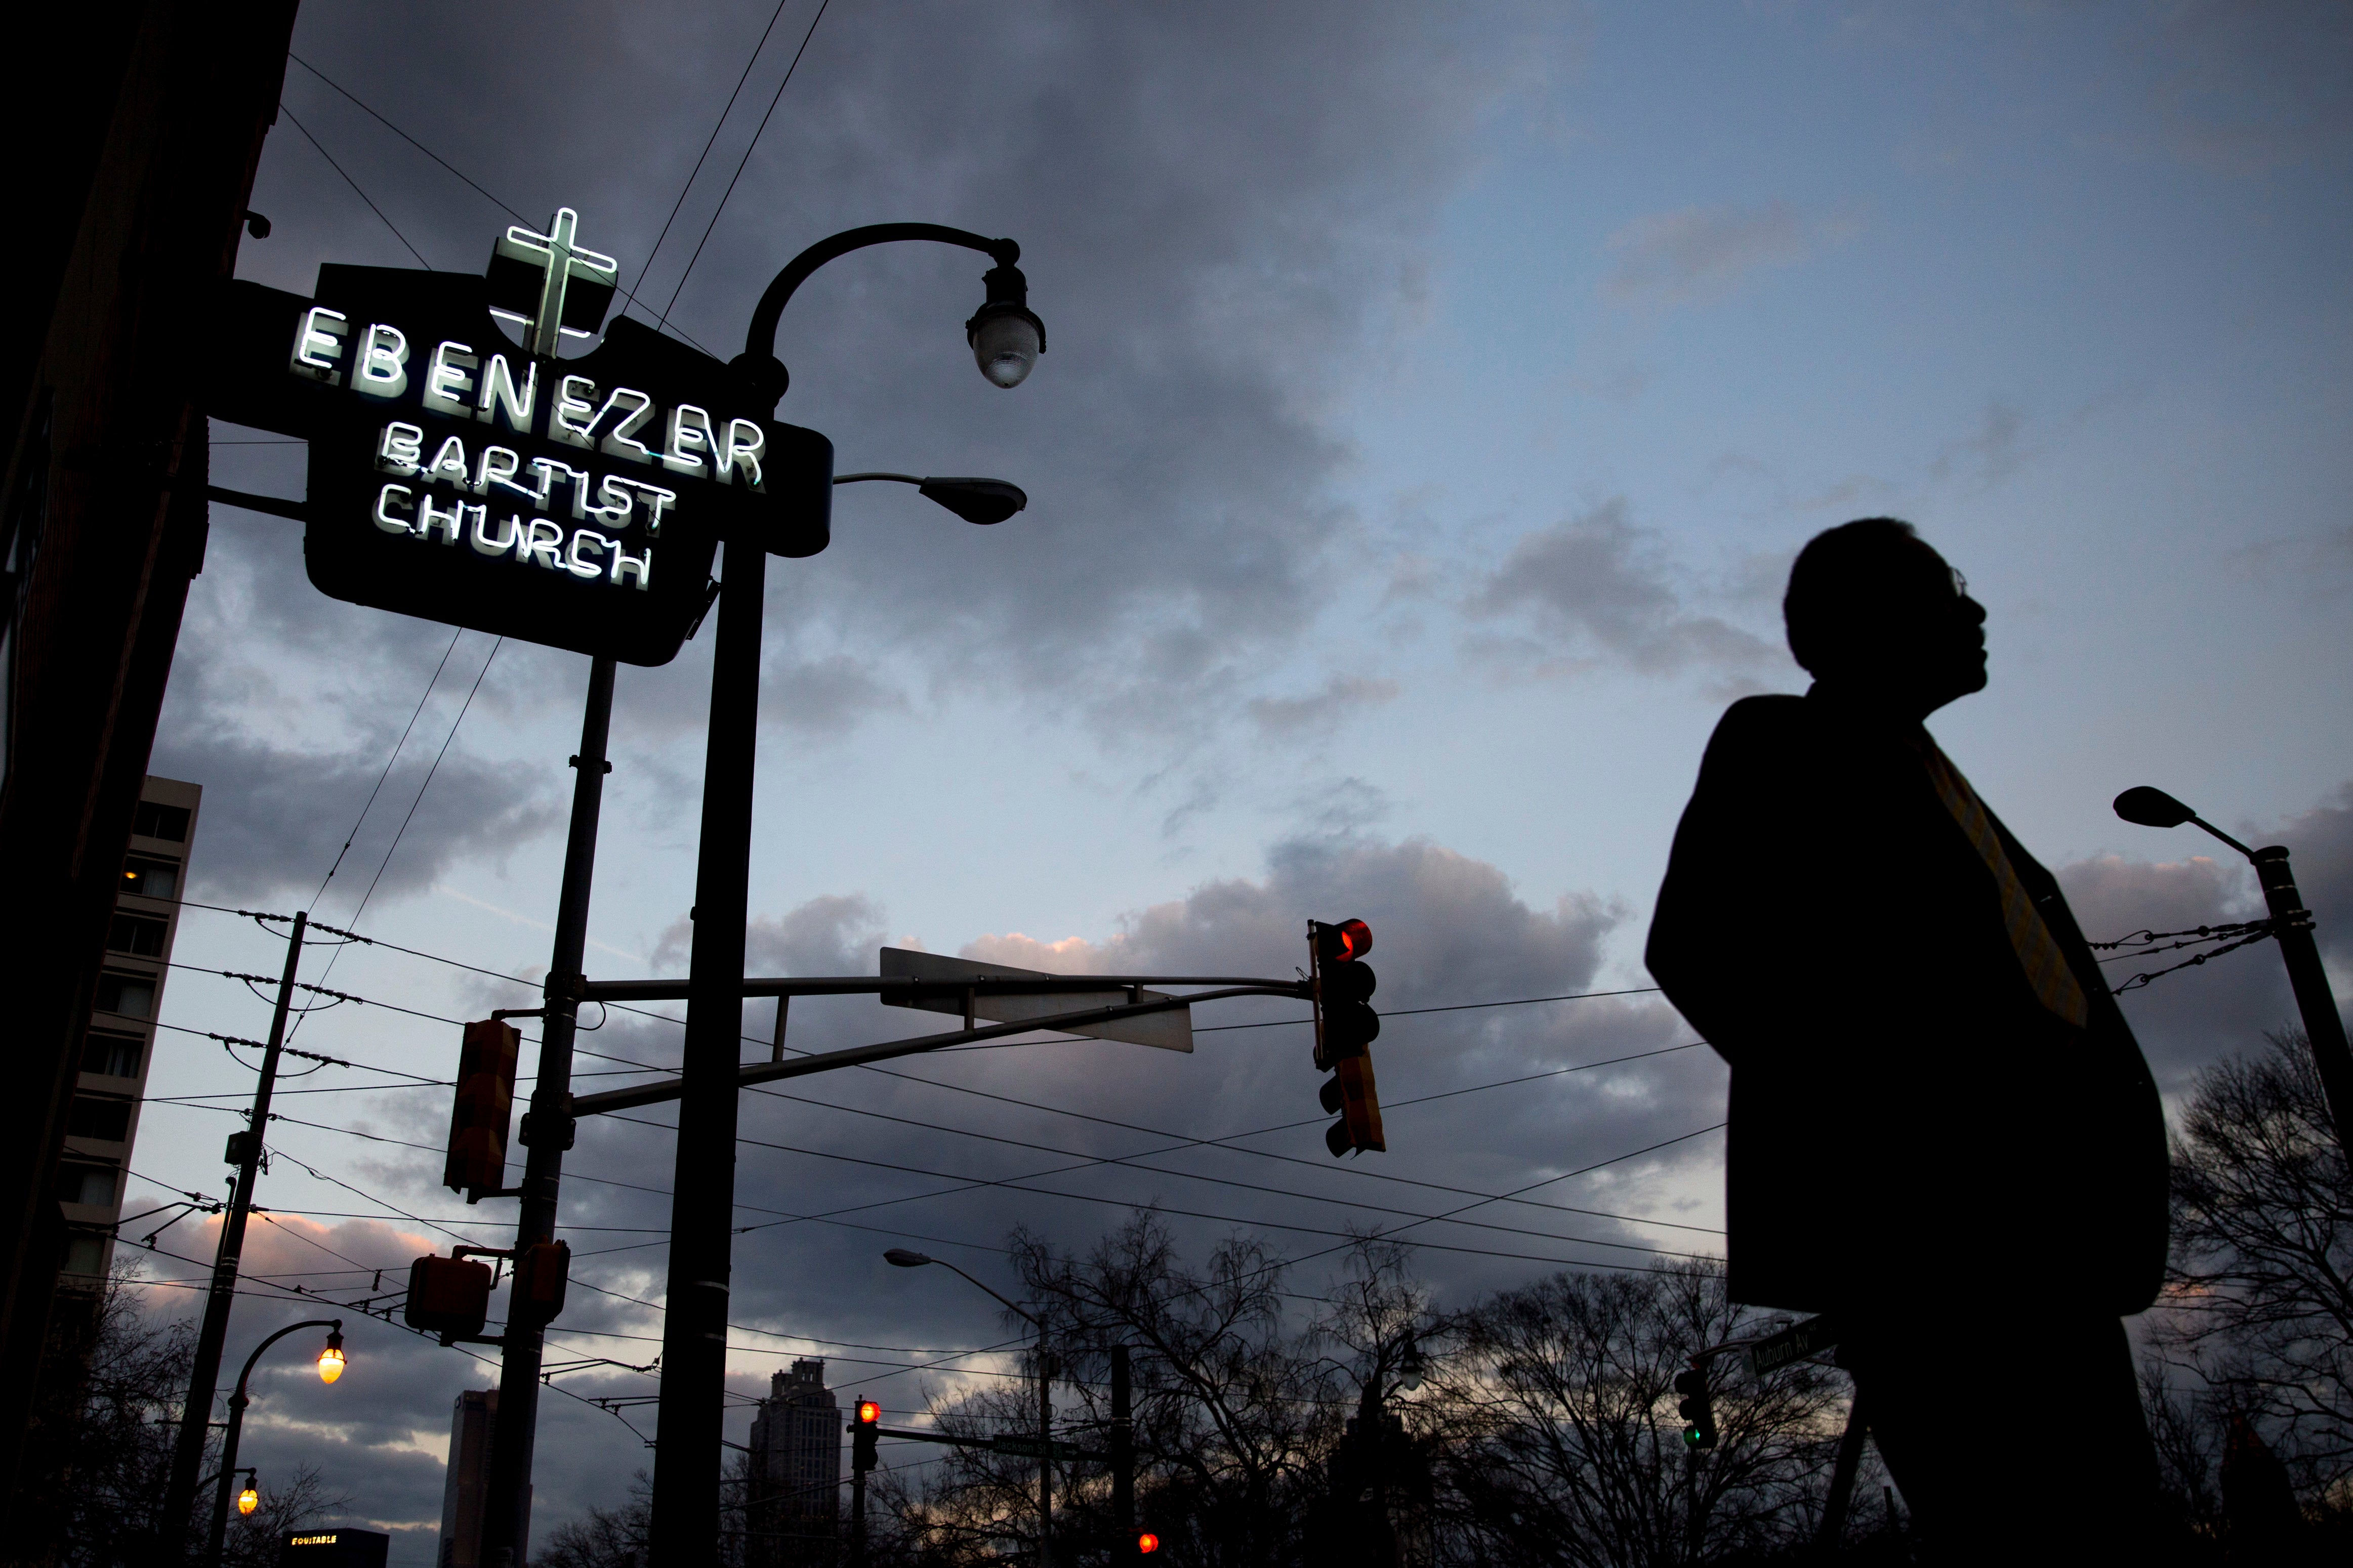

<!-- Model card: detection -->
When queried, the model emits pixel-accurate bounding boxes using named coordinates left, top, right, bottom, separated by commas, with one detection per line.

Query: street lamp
left=2114, top=784, right=2353, bottom=1154
left=834, top=473, right=1028, bottom=526
left=641, top=224, right=1046, bottom=1568
left=884, top=1250, right=1057, bottom=1561
left=207, top=1319, right=343, bottom=1566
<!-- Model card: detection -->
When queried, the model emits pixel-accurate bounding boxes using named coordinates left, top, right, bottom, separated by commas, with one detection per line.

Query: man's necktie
left=1916, top=738, right=2091, bottom=1029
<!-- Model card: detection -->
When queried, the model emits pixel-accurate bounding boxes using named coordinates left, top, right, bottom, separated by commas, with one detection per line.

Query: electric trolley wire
left=287, top=51, right=529, bottom=225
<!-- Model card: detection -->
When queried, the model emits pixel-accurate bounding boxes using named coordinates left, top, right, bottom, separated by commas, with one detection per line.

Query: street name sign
left=205, top=209, right=833, bottom=665
left=1739, top=1314, right=1841, bottom=1383
left=879, top=947, right=1194, bottom=1052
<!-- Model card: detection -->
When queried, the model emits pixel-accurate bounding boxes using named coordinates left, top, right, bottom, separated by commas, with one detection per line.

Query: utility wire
left=629, top=0, right=794, bottom=318
left=658, top=0, right=834, bottom=331
left=278, top=105, right=432, bottom=269
left=310, top=628, right=464, bottom=909
left=287, top=51, right=528, bottom=223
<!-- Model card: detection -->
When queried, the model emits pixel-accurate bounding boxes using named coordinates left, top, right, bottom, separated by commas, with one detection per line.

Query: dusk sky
left=135, top=3, right=2348, bottom=1558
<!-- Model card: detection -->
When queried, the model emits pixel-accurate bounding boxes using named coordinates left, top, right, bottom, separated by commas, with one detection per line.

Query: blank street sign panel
left=879, top=948, right=1193, bottom=1052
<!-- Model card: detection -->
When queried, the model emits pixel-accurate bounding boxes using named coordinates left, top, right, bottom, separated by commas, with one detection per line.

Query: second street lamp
left=2114, top=784, right=2353, bottom=1154
left=885, top=1249, right=1058, bottom=1563
left=208, top=1319, right=344, bottom=1566
left=641, top=227, right=1046, bottom=1567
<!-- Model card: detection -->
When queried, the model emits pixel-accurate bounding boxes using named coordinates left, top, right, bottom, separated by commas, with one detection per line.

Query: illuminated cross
left=490, top=207, right=620, bottom=358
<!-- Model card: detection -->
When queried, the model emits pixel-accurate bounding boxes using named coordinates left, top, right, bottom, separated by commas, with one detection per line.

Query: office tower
left=746, top=1359, right=843, bottom=1567
left=439, top=1388, right=531, bottom=1566
left=57, top=776, right=202, bottom=1308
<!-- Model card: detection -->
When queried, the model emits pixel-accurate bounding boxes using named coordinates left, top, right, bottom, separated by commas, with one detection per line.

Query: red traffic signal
left=444, top=1019, right=519, bottom=1195
left=1136, top=1532, right=1161, bottom=1554
left=1312, top=918, right=1372, bottom=964
left=1308, top=919, right=1385, bottom=1156
left=856, top=1400, right=881, bottom=1424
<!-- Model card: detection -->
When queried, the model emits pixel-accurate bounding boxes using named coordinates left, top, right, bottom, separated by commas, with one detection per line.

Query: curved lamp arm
left=733, top=224, right=1039, bottom=405
left=231, top=1317, right=343, bottom=1403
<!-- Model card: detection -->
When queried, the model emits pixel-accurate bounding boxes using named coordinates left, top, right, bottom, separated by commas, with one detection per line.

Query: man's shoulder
left=1703, top=693, right=1813, bottom=761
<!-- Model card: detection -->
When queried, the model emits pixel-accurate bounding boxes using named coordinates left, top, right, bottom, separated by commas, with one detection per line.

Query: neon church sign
left=211, top=209, right=831, bottom=665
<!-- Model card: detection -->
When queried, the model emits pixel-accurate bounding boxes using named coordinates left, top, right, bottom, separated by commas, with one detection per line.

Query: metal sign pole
left=647, top=546, right=767, bottom=1563
left=480, top=654, right=615, bottom=1568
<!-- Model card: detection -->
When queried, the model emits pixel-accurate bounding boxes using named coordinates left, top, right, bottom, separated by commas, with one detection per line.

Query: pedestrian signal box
left=405, top=1254, right=493, bottom=1339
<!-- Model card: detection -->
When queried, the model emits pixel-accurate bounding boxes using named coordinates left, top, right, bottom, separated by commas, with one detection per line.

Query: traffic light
left=444, top=1019, right=519, bottom=1196
left=1136, top=1531, right=1161, bottom=1554
left=1674, top=1365, right=1717, bottom=1450
left=851, top=1399, right=881, bottom=1472
left=1309, top=919, right=1384, bottom=1157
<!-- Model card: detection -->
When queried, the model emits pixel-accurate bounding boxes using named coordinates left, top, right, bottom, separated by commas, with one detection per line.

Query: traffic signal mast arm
left=565, top=978, right=1310, bottom=1118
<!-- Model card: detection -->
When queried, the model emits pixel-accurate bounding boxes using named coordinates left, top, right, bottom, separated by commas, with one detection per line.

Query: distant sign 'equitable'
left=208, top=209, right=832, bottom=665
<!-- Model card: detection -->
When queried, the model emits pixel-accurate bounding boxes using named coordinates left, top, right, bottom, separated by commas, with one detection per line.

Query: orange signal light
left=1335, top=918, right=1371, bottom=959
left=1136, top=1532, right=1161, bottom=1554
left=856, top=1400, right=881, bottom=1424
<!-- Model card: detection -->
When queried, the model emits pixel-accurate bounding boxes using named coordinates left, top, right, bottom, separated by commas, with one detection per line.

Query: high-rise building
left=57, top=775, right=201, bottom=1304
left=439, top=1388, right=528, bottom=1568
left=746, top=1359, right=843, bottom=1567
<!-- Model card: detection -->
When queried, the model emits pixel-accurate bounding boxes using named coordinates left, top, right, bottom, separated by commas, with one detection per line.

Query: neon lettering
left=594, top=387, right=656, bottom=464
left=552, top=375, right=597, bottom=448
left=632, top=481, right=678, bottom=536
left=374, top=483, right=416, bottom=534
left=566, top=529, right=610, bottom=579
left=517, top=518, right=567, bottom=571
left=609, top=540, right=652, bottom=590
left=425, top=437, right=470, bottom=487
left=662, top=404, right=714, bottom=476
left=376, top=422, right=424, bottom=476
left=470, top=510, right=521, bottom=558
left=354, top=324, right=409, bottom=398
left=720, top=419, right=765, bottom=488
left=422, top=342, right=480, bottom=419
left=291, top=307, right=349, bottom=384
left=477, top=354, right=538, bottom=432
left=417, top=495, right=472, bottom=545
left=474, top=446, right=526, bottom=498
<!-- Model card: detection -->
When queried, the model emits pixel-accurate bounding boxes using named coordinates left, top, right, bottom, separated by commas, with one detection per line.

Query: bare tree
left=2160, top=1029, right=2353, bottom=1507
left=222, top=1464, right=350, bottom=1568
left=1433, top=1260, right=1846, bottom=1567
left=535, top=1471, right=651, bottom=1568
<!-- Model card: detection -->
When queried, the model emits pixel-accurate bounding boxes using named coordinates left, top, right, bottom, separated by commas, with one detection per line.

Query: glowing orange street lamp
left=236, top=1470, right=259, bottom=1516
left=317, top=1329, right=346, bottom=1384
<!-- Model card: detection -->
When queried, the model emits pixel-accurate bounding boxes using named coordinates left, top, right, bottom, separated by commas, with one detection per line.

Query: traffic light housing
left=851, top=1399, right=881, bottom=1472
left=444, top=1019, right=519, bottom=1196
left=1674, top=1365, right=1717, bottom=1451
left=1309, top=919, right=1384, bottom=1157
left=510, top=1239, right=571, bottom=1326
left=405, top=1253, right=493, bottom=1339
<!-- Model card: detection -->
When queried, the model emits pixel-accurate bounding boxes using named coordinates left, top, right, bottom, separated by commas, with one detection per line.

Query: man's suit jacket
left=1645, top=689, right=2169, bottom=1316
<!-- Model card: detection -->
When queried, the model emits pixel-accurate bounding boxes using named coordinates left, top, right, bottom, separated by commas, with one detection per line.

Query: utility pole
left=1110, top=1345, right=1134, bottom=1548
left=161, top=911, right=307, bottom=1556
left=480, top=656, right=615, bottom=1568
left=1038, top=1326, right=1054, bottom=1566
left=2251, top=846, right=2353, bottom=1156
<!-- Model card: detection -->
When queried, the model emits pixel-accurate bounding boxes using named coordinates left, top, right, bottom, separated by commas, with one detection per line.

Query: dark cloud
left=1247, top=675, right=1401, bottom=740
left=1465, top=499, right=1782, bottom=680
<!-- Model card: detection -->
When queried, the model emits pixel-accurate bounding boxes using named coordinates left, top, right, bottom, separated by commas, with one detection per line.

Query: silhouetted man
left=1646, top=519, right=2169, bottom=1555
